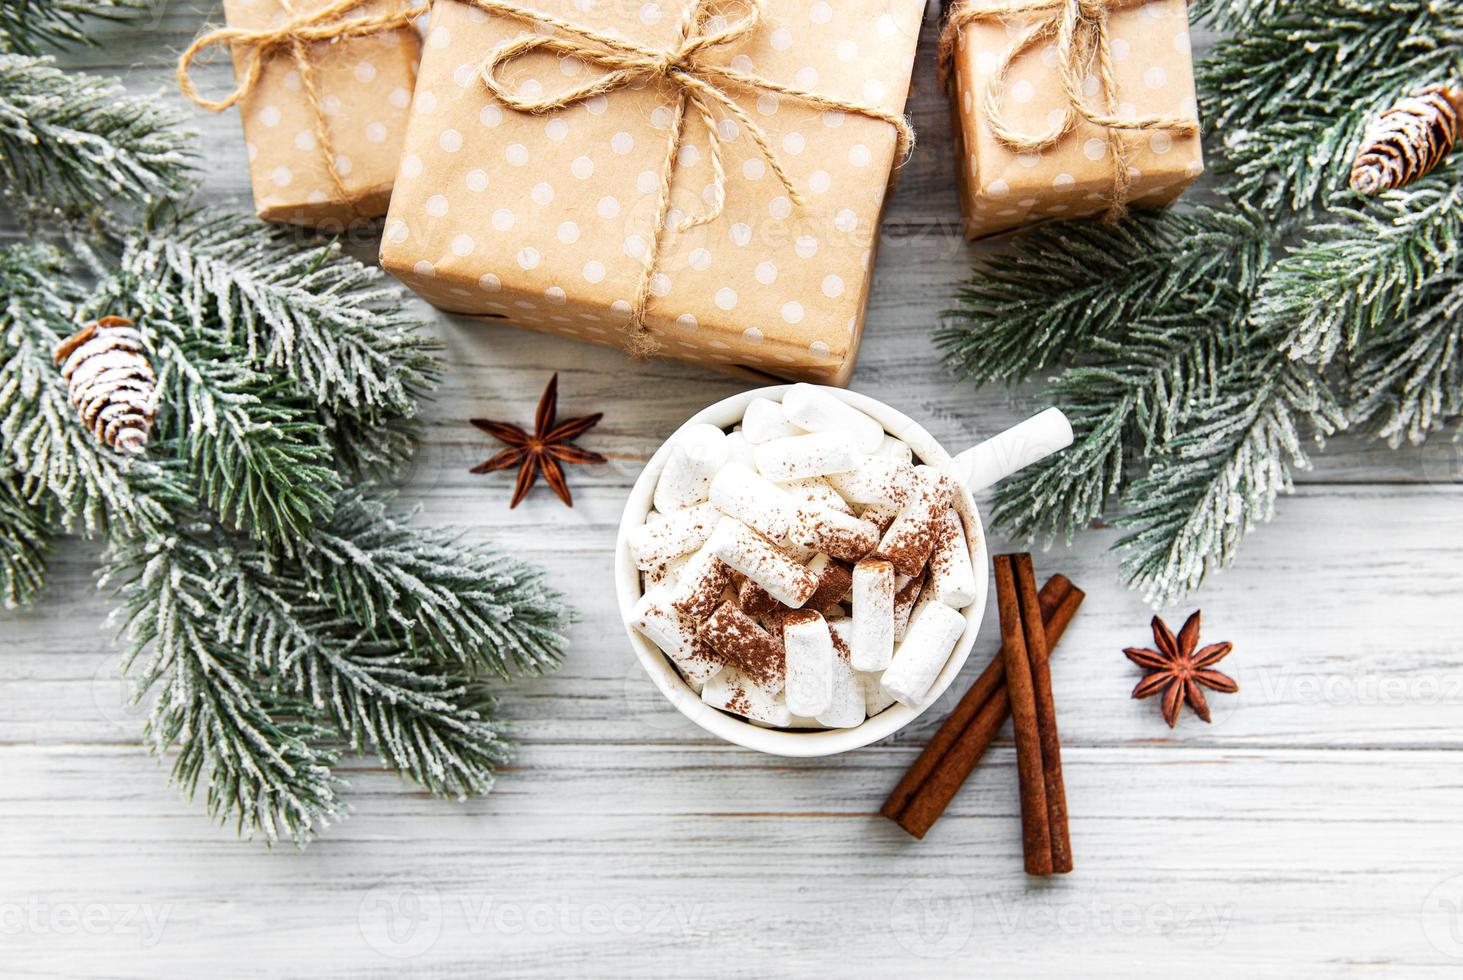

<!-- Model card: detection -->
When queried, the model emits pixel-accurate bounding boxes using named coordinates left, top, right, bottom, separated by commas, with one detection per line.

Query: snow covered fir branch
left=0, top=7, right=570, bottom=842
left=0, top=0, right=151, bottom=55
left=939, top=0, right=1463, bottom=604
left=0, top=53, right=195, bottom=214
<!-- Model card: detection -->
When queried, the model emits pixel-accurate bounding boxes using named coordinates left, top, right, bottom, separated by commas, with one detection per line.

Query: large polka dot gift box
left=202, top=0, right=422, bottom=227
left=944, top=0, right=1203, bottom=239
left=378, top=0, right=923, bottom=385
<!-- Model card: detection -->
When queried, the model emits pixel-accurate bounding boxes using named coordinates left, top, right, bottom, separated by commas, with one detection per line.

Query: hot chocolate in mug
left=616, top=385, right=1072, bottom=757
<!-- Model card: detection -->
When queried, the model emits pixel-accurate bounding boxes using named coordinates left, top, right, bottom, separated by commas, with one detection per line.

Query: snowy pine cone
left=53, top=316, right=158, bottom=455
left=1350, top=84, right=1463, bottom=195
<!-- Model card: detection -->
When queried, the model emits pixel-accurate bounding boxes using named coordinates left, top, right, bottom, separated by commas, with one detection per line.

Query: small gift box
left=179, top=0, right=424, bottom=227
left=378, top=0, right=922, bottom=385
left=941, top=0, right=1203, bottom=238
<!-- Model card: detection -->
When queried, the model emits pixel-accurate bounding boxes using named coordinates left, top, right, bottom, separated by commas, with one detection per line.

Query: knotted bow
left=462, top=0, right=915, bottom=358
left=938, top=0, right=1198, bottom=221
left=177, top=0, right=426, bottom=206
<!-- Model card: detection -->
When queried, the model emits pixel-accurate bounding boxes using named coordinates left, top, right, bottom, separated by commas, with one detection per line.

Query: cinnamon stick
left=993, top=554, right=1052, bottom=875
left=885, top=583, right=1083, bottom=839
left=880, top=574, right=1075, bottom=825
left=1013, top=553, right=1073, bottom=874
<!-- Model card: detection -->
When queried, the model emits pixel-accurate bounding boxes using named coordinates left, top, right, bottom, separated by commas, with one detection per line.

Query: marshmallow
left=753, top=431, right=860, bottom=483
left=700, top=600, right=786, bottom=695
left=782, top=384, right=885, bottom=454
left=801, top=554, right=854, bottom=612
left=627, top=502, right=720, bottom=570
left=820, top=619, right=866, bottom=728
left=709, top=462, right=794, bottom=543
left=783, top=610, right=835, bottom=717
left=874, top=465, right=957, bottom=576
left=654, top=423, right=729, bottom=512
left=873, top=434, right=914, bottom=465
left=702, top=666, right=792, bottom=727
left=927, top=509, right=978, bottom=608
left=723, top=429, right=759, bottom=469
left=824, top=457, right=918, bottom=507
left=742, top=397, right=803, bottom=444
left=841, top=612, right=896, bottom=718
left=670, top=541, right=734, bottom=620
left=851, top=558, right=896, bottom=671
left=787, top=503, right=881, bottom=563
left=643, top=553, right=691, bottom=592
left=854, top=672, right=889, bottom=716
left=778, top=477, right=854, bottom=515
left=859, top=502, right=901, bottom=535
left=707, top=518, right=818, bottom=607
left=629, top=588, right=724, bottom=685
left=881, top=601, right=967, bottom=707
left=858, top=669, right=897, bottom=717
left=892, top=572, right=926, bottom=641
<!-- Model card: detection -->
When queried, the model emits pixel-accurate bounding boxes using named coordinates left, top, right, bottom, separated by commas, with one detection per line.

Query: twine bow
left=177, top=0, right=426, bottom=208
left=938, top=0, right=1198, bottom=221
left=462, top=0, right=914, bottom=358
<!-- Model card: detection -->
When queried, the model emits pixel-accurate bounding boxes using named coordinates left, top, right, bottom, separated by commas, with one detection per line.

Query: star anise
left=1124, top=610, right=1237, bottom=728
left=469, top=374, right=605, bottom=508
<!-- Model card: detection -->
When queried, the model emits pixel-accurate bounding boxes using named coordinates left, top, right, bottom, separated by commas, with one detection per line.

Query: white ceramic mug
left=615, top=385, right=1073, bottom=757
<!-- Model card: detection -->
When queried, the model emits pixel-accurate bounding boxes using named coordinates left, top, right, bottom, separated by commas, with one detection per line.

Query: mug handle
left=948, top=407, right=1073, bottom=493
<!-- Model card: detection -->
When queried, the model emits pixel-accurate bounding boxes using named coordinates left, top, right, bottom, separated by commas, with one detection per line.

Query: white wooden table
left=5, top=4, right=1463, bottom=977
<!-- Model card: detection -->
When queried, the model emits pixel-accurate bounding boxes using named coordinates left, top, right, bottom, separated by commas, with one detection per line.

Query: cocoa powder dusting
left=778, top=608, right=823, bottom=628
left=828, top=621, right=851, bottom=662
left=801, top=560, right=854, bottom=613
left=725, top=682, right=752, bottom=716
left=699, top=601, right=785, bottom=693
left=673, top=558, right=734, bottom=619
left=737, top=577, right=779, bottom=617
left=926, top=525, right=954, bottom=580
left=791, top=506, right=879, bottom=563
left=892, top=573, right=925, bottom=639
left=875, top=473, right=955, bottom=577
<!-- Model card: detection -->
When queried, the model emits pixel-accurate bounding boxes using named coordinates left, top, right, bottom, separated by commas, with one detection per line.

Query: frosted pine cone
left=53, top=316, right=158, bottom=455
left=1350, top=83, right=1463, bottom=195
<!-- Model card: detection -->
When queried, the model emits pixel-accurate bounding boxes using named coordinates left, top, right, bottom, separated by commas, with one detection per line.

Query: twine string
left=937, top=0, right=1198, bottom=220
left=465, top=0, right=915, bottom=356
left=177, top=0, right=427, bottom=208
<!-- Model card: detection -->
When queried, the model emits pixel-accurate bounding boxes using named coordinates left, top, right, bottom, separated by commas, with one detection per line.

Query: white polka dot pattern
left=377, top=0, right=923, bottom=384
left=952, top=0, right=1203, bottom=238
left=225, top=0, right=422, bottom=227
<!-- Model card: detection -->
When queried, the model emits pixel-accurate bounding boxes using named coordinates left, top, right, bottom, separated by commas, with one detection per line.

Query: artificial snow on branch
left=0, top=243, right=172, bottom=537
left=117, top=209, right=440, bottom=419
left=0, top=0, right=151, bottom=55
left=0, top=54, right=195, bottom=213
left=940, top=0, right=1462, bottom=603
left=0, top=469, right=50, bottom=608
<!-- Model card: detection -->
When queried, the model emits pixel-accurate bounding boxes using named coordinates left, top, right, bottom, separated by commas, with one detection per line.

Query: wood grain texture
left=3, top=4, right=1463, bottom=977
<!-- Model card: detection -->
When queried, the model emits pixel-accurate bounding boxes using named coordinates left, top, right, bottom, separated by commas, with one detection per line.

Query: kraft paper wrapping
left=378, top=0, right=923, bottom=385
left=222, top=0, right=421, bottom=227
left=948, top=0, right=1203, bottom=239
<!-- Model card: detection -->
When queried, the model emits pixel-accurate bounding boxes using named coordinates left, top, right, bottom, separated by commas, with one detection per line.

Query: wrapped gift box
left=218, top=0, right=422, bottom=227
left=945, top=0, right=1203, bottom=238
left=378, top=0, right=923, bottom=384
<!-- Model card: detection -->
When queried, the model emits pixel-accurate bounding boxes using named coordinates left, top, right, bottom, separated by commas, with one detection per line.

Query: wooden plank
left=4, top=743, right=1463, bottom=976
